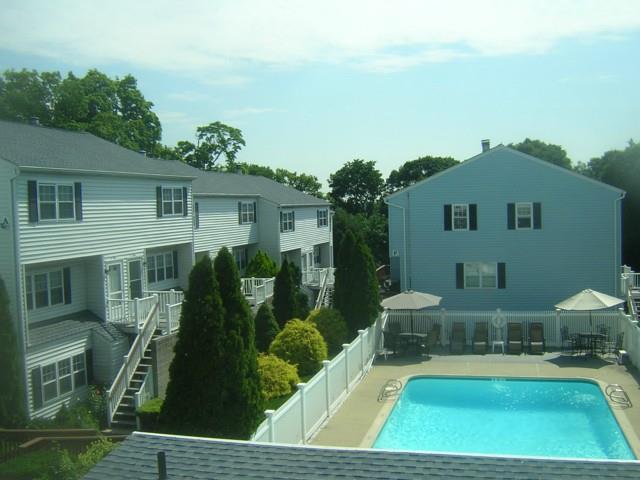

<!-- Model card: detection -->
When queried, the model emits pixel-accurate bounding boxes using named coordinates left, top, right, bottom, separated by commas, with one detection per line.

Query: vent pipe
left=481, top=139, right=490, bottom=152
left=157, top=451, right=167, bottom=480
left=29, top=117, right=40, bottom=126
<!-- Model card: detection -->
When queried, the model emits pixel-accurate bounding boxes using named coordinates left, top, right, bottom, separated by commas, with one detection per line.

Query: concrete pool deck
left=310, top=350, right=640, bottom=458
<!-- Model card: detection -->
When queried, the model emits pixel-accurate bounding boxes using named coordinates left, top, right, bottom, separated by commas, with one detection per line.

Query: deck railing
left=145, top=290, right=184, bottom=315
left=252, top=311, right=384, bottom=444
left=106, top=300, right=159, bottom=426
left=241, top=277, right=275, bottom=306
left=165, top=302, right=182, bottom=333
left=302, top=267, right=335, bottom=287
left=107, top=295, right=157, bottom=326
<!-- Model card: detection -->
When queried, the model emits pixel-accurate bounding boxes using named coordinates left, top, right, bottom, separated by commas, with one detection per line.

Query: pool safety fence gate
left=251, top=312, right=385, bottom=445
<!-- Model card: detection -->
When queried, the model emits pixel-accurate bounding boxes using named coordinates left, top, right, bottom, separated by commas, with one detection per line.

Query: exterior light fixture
left=1, top=217, right=9, bottom=229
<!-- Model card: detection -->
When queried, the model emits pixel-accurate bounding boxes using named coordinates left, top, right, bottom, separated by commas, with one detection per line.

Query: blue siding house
left=386, top=144, right=625, bottom=310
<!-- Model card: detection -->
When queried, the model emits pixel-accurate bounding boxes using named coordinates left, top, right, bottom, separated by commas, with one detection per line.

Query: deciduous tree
left=329, top=159, right=384, bottom=215
left=510, top=138, right=571, bottom=169
left=386, top=156, right=458, bottom=193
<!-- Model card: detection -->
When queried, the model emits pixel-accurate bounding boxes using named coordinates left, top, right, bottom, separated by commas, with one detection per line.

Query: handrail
left=241, top=277, right=275, bottom=306
left=605, top=384, right=632, bottom=407
left=145, top=290, right=184, bottom=315
left=106, top=299, right=159, bottom=426
left=166, top=302, right=182, bottom=333
left=315, top=269, right=329, bottom=310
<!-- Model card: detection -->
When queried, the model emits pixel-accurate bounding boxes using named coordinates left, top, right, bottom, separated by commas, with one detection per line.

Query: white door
left=106, top=263, right=124, bottom=321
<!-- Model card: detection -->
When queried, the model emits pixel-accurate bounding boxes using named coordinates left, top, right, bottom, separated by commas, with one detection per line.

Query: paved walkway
left=310, top=350, right=640, bottom=458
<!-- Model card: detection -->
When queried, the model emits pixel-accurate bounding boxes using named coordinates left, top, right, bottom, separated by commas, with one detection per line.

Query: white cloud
left=1, top=0, right=639, bottom=74
left=223, top=107, right=283, bottom=117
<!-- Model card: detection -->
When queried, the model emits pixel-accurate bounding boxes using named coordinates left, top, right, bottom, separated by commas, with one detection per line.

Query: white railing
left=145, top=290, right=184, bottom=315
left=165, top=302, right=182, bottom=333
left=106, top=300, right=159, bottom=426
left=621, top=312, right=640, bottom=368
left=241, top=277, right=275, bottom=306
left=314, top=268, right=335, bottom=310
left=134, top=369, right=155, bottom=411
left=302, top=267, right=335, bottom=287
left=252, top=311, right=385, bottom=444
left=107, top=295, right=157, bottom=327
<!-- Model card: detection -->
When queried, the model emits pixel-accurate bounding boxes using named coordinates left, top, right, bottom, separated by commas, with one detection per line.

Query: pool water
left=373, top=377, right=635, bottom=460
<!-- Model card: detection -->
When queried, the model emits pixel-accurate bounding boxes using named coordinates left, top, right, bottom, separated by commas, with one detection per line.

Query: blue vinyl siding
left=388, top=147, right=623, bottom=310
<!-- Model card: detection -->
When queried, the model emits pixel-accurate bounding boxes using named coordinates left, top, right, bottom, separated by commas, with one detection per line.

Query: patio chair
left=560, top=326, right=579, bottom=354
left=426, top=323, right=441, bottom=352
left=606, top=332, right=624, bottom=361
left=449, top=322, right=466, bottom=354
left=384, top=320, right=402, bottom=355
left=529, top=322, right=545, bottom=354
left=472, top=322, right=488, bottom=354
left=507, top=322, right=523, bottom=355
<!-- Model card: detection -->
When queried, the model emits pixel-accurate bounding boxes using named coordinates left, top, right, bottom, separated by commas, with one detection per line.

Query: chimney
left=29, top=117, right=40, bottom=126
left=481, top=139, right=490, bottom=152
left=157, top=452, right=167, bottom=480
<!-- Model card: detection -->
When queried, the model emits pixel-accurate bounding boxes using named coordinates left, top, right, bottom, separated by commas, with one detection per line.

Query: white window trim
left=25, top=269, right=65, bottom=311
left=161, top=187, right=184, bottom=217
left=40, top=353, right=87, bottom=405
left=240, top=202, right=256, bottom=224
left=463, top=262, right=498, bottom=289
left=452, top=203, right=469, bottom=231
left=317, top=209, right=328, bottom=227
left=281, top=211, right=295, bottom=233
left=147, top=251, right=177, bottom=285
left=38, top=183, right=76, bottom=222
left=515, top=202, right=533, bottom=230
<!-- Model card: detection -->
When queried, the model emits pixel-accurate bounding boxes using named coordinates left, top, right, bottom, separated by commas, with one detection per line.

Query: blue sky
left=1, top=0, right=639, bottom=188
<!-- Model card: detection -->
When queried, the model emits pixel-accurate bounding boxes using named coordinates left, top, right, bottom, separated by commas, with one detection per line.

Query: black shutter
left=455, top=263, right=464, bottom=289
left=238, top=202, right=242, bottom=224
left=469, top=204, right=477, bottom=230
left=292, top=211, right=295, bottom=231
left=63, top=267, right=72, bottom=304
left=173, top=251, right=179, bottom=279
left=31, top=367, right=43, bottom=410
left=74, top=182, right=83, bottom=221
left=498, top=263, right=506, bottom=289
left=28, top=180, right=39, bottom=223
left=444, top=204, right=452, bottom=231
left=317, top=209, right=320, bottom=227
left=253, top=201, right=257, bottom=223
left=507, top=203, right=515, bottom=230
left=194, top=202, right=199, bottom=229
left=533, top=202, right=542, bottom=229
left=280, top=211, right=284, bottom=232
left=85, top=349, right=94, bottom=384
left=182, top=187, right=188, bottom=216
left=156, top=187, right=163, bottom=217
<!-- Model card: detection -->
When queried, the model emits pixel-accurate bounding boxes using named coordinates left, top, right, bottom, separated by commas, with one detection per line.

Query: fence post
left=323, top=360, right=331, bottom=416
left=297, top=383, right=307, bottom=444
left=440, top=308, right=446, bottom=347
left=358, top=329, right=365, bottom=376
left=555, top=308, right=561, bottom=349
left=167, top=305, right=172, bottom=333
left=135, top=298, right=141, bottom=333
left=343, top=343, right=350, bottom=393
left=265, top=410, right=275, bottom=443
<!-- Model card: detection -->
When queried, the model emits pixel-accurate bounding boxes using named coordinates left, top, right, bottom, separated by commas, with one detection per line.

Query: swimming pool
left=373, top=376, right=635, bottom=460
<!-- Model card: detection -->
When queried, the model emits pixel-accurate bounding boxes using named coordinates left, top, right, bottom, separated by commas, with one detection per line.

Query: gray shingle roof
left=0, top=120, right=197, bottom=179
left=193, top=171, right=329, bottom=206
left=28, top=311, right=125, bottom=348
left=85, top=432, right=640, bottom=480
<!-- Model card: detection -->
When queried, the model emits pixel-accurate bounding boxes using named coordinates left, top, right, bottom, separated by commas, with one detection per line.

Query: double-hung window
left=456, top=262, right=506, bottom=289
left=508, top=202, right=541, bottom=230
left=516, top=202, right=532, bottom=229
left=280, top=211, right=295, bottom=233
left=37, top=353, right=87, bottom=406
left=38, top=184, right=75, bottom=220
left=239, top=201, right=256, bottom=224
left=453, top=204, right=469, bottom=230
left=317, top=209, right=328, bottom=227
left=162, top=187, right=184, bottom=216
left=147, top=251, right=178, bottom=284
left=444, top=204, right=477, bottom=231
left=25, top=269, right=68, bottom=310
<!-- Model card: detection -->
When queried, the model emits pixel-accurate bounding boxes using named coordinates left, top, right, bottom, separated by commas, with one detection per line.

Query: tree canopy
left=329, top=159, right=384, bottom=215
left=386, top=155, right=458, bottom=193
left=176, top=122, right=246, bottom=171
left=509, top=138, right=572, bottom=169
left=236, top=162, right=322, bottom=196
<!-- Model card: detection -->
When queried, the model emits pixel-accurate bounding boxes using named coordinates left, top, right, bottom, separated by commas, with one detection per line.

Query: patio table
left=577, top=333, right=606, bottom=357
left=398, top=332, right=429, bottom=355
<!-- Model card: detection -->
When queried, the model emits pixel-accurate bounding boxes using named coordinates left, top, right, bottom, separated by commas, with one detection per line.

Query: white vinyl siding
left=279, top=206, right=332, bottom=255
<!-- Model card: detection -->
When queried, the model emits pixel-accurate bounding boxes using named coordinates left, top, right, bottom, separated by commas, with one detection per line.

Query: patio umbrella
left=554, top=289, right=624, bottom=331
left=381, top=290, right=442, bottom=334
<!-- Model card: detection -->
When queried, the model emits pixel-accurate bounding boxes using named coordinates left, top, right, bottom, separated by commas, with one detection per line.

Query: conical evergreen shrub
left=245, top=250, right=278, bottom=278
left=273, top=259, right=296, bottom=327
left=254, top=303, right=280, bottom=352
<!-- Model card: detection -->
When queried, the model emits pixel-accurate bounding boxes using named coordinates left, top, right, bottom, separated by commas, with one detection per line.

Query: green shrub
left=137, top=397, right=163, bottom=432
left=257, top=354, right=300, bottom=400
left=255, top=303, right=280, bottom=352
left=36, top=438, right=116, bottom=480
left=294, top=291, right=310, bottom=320
left=75, top=437, right=117, bottom=477
left=245, top=250, right=278, bottom=278
left=269, top=319, right=328, bottom=376
left=0, top=449, right=58, bottom=479
left=87, top=384, right=108, bottom=428
left=307, top=308, right=348, bottom=355
left=29, top=401, right=99, bottom=430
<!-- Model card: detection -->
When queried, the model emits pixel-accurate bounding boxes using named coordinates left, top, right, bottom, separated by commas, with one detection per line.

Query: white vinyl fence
left=252, top=312, right=384, bottom=444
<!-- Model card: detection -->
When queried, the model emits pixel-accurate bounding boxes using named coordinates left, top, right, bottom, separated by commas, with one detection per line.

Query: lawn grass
left=0, top=449, right=59, bottom=479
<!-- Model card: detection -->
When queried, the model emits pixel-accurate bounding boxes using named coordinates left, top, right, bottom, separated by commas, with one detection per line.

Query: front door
left=106, top=263, right=124, bottom=321
left=128, top=260, right=143, bottom=299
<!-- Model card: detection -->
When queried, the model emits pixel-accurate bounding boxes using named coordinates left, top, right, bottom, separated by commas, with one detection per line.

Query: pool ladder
left=378, top=379, right=403, bottom=402
left=605, top=384, right=632, bottom=408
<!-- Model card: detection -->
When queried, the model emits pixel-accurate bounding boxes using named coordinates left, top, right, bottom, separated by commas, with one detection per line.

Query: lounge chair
left=507, top=322, right=523, bottom=355
left=472, top=322, right=488, bottom=354
left=449, top=322, right=466, bottom=354
left=384, top=320, right=402, bottom=355
left=529, top=322, right=545, bottom=354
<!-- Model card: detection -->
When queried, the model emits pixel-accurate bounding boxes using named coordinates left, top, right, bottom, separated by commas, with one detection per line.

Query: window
left=57, top=358, right=72, bottom=395
left=313, top=245, right=321, bottom=266
left=38, top=183, right=75, bottom=220
left=42, top=364, right=58, bottom=402
left=280, top=211, right=295, bottom=233
left=233, top=247, right=248, bottom=273
left=73, top=353, right=86, bottom=387
left=453, top=204, right=468, bottom=230
left=317, top=209, right=328, bottom=227
left=456, top=262, right=505, bottom=289
left=38, top=353, right=87, bottom=405
left=239, top=201, right=256, bottom=224
left=147, top=251, right=177, bottom=284
left=25, top=269, right=67, bottom=311
left=516, top=202, right=532, bottom=229
left=161, top=187, right=183, bottom=216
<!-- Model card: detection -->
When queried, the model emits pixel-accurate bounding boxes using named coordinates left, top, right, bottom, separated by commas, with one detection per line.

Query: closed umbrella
left=381, top=290, right=442, bottom=334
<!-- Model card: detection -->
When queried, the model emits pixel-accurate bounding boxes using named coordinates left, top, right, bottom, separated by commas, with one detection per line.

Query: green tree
left=0, top=69, right=60, bottom=124
left=273, top=259, right=296, bottom=327
left=274, top=168, right=322, bottom=196
left=510, top=138, right=572, bottom=169
left=386, top=156, right=458, bottom=193
left=257, top=354, right=300, bottom=400
left=254, top=303, right=280, bottom=352
left=213, top=247, right=264, bottom=439
left=179, top=122, right=246, bottom=170
left=0, top=275, right=25, bottom=426
left=307, top=308, right=348, bottom=356
left=333, top=207, right=388, bottom=267
left=269, top=319, right=328, bottom=376
left=245, top=250, right=278, bottom=278
left=334, top=229, right=380, bottom=336
left=159, top=256, right=225, bottom=436
left=328, top=159, right=384, bottom=215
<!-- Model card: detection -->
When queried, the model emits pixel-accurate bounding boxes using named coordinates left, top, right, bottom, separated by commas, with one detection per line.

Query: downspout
left=615, top=191, right=626, bottom=297
left=384, top=197, right=408, bottom=290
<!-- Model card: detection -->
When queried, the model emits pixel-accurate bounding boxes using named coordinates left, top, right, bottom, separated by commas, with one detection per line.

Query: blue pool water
left=373, top=377, right=635, bottom=460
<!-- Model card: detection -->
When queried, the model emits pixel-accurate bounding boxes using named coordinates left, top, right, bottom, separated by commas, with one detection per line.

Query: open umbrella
left=381, top=290, right=442, bottom=334
left=554, top=288, right=624, bottom=331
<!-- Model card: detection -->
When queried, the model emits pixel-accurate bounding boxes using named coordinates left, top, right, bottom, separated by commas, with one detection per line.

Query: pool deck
left=310, top=350, right=640, bottom=458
